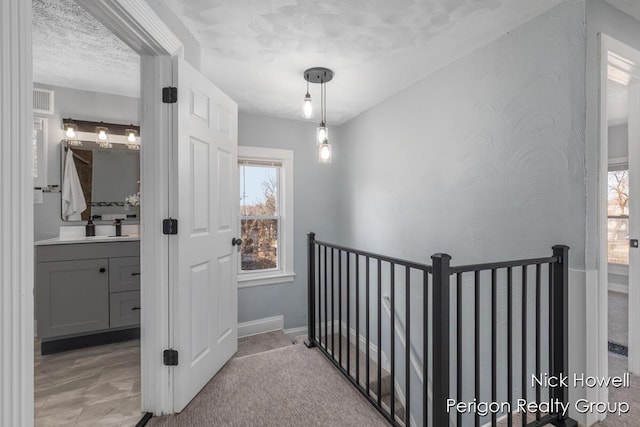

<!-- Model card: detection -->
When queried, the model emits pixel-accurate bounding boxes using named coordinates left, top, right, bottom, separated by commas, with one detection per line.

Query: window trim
left=237, top=146, right=294, bottom=288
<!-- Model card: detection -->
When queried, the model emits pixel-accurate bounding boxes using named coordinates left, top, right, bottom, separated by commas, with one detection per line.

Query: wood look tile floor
left=34, top=339, right=143, bottom=427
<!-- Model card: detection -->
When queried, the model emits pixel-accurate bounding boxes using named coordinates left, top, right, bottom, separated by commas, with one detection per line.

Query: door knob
left=232, top=237, right=243, bottom=247
left=99, top=268, right=106, bottom=273
left=631, top=239, right=639, bottom=249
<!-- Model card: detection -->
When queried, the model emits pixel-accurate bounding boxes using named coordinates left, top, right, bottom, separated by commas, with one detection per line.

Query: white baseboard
left=238, top=315, right=284, bottom=338
left=283, top=326, right=307, bottom=340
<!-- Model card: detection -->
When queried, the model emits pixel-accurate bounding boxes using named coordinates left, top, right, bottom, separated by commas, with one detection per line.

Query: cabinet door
left=36, top=259, right=109, bottom=338
left=109, top=256, right=141, bottom=293
left=109, top=291, right=141, bottom=328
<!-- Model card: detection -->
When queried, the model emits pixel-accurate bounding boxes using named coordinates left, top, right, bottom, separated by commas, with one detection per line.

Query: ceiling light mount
left=304, top=67, right=334, bottom=84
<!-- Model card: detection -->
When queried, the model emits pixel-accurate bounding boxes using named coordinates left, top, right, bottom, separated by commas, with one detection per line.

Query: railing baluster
left=535, top=264, right=541, bottom=421
left=377, top=258, right=382, bottom=407
left=522, top=265, right=528, bottom=427
left=324, top=246, right=328, bottom=349
left=390, top=263, right=396, bottom=421
left=356, top=254, right=360, bottom=385
left=405, top=266, right=411, bottom=425
left=318, top=244, right=322, bottom=346
left=474, top=270, right=480, bottom=427
left=331, top=248, right=335, bottom=359
left=492, top=268, right=497, bottom=426
left=457, top=272, right=462, bottom=427
left=423, top=269, right=428, bottom=427
left=431, top=254, right=451, bottom=427
left=507, top=267, right=513, bottom=427
left=366, top=256, right=371, bottom=396
left=548, top=262, right=553, bottom=403
left=347, top=253, right=351, bottom=375
left=551, top=246, right=570, bottom=419
left=339, top=250, right=343, bottom=367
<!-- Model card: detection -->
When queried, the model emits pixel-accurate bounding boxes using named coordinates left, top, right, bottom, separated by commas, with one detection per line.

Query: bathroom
left=32, top=0, right=145, bottom=423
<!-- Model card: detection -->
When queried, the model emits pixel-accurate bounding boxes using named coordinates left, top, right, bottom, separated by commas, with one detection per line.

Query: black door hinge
left=162, top=87, right=177, bottom=104
left=163, top=349, right=179, bottom=366
left=163, top=218, right=178, bottom=235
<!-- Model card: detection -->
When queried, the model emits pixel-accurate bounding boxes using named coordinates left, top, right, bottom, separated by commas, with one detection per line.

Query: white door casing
left=171, top=57, right=239, bottom=412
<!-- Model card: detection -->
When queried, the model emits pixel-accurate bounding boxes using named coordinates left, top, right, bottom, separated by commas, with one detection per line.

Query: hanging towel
left=62, top=148, right=87, bottom=220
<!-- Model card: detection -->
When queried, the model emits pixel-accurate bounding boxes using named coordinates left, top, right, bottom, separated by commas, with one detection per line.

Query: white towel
left=61, top=149, right=87, bottom=220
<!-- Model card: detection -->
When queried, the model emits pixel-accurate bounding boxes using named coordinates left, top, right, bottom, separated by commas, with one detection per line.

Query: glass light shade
left=126, top=129, right=138, bottom=143
left=65, top=123, right=77, bottom=139
left=302, top=93, right=313, bottom=119
left=319, top=142, right=332, bottom=164
left=95, top=126, right=112, bottom=148
left=316, top=124, right=328, bottom=145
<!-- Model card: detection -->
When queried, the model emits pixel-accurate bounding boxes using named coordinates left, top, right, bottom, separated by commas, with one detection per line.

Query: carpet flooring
left=608, top=290, right=628, bottom=347
left=593, top=354, right=640, bottom=427
left=148, top=343, right=388, bottom=427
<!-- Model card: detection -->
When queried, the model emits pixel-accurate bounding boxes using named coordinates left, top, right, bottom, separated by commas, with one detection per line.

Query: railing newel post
left=431, top=252, right=451, bottom=427
left=550, top=245, right=577, bottom=427
left=305, top=232, right=317, bottom=348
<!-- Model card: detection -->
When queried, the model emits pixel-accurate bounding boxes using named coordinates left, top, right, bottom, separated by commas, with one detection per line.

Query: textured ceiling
left=32, top=0, right=140, bottom=98
left=164, top=0, right=567, bottom=124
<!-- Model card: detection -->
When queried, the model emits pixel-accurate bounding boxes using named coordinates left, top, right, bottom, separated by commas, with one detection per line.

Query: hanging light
left=303, top=67, right=334, bottom=163
left=302, top=77, right=313, bottom=119
left=63, top=121, right=81, bottom=146
left=95, top=125, right=112, bottom=148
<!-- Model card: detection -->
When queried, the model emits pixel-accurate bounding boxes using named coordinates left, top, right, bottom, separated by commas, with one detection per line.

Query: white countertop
left=35, top=235, right=140, bottom=246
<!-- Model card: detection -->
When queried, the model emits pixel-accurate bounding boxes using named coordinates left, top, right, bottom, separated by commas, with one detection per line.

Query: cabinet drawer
left=109, top=257, right=141, bottom=292
left=36, top=259, right=109, bottom=338
left=109, top=291, right=141, bottom=328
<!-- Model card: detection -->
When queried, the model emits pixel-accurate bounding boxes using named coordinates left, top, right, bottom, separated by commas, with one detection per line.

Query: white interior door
left=628, top=82, right=640, bottom=374
left=172, top=57, right=239, bottom=412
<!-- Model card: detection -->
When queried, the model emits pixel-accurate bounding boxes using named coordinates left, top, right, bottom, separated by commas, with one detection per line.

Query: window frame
left=33, top=116, right=48, bottom=188
left=607, top=157, right=629, bottom=271
left=237, top=146, right=294, bottom=288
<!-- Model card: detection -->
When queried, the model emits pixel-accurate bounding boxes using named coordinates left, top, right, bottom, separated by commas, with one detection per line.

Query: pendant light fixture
left=302, top=77, right=313, bottom=119
left=303, top=67, right=334, bottom=163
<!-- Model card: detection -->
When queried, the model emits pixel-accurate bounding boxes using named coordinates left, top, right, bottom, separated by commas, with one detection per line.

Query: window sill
left=238, top=272, right=296, bottom=289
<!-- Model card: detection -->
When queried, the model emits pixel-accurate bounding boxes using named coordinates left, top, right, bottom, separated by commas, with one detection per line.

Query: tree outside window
left=608, top=168, right=629, bottom=265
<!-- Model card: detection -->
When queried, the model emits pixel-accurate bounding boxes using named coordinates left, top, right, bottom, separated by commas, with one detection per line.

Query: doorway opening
left=32, top=0, right=144, bottom=424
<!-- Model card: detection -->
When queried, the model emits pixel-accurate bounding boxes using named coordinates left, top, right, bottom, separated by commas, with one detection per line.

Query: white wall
left=33, top=83, right=140, bottom=241
left=335, top=1, right=587, bottom=424
left=237, top=113, right=339, bottom=329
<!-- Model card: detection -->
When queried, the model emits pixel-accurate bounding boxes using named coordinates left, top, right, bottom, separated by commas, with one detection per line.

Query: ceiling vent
left=33, top=88, right=54, bottom=115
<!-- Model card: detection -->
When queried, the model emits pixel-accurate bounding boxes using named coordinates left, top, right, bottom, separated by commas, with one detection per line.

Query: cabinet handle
left=131, top=307, right=141, bottom=311
left=99, top=268, right=106, bottom=273
left=131, top=272, right=141, bottom=276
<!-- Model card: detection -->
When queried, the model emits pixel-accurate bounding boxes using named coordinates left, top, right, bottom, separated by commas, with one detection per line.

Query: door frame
left=593, top=34, right=640, bottom=424
left=0, top=0, right=184, bottom=422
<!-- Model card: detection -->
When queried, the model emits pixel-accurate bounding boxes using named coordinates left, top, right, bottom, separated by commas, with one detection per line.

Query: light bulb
left=127, top=131, right=137, bottom=143
left=319, top=142, right=331, bottom=164
left=98, top=130, right=107, bottom=141
left=65, top=126, right=76, bottom=139
left=302, top=93, right=313, bottom=119
left=316, top=124, right=328, bottom=145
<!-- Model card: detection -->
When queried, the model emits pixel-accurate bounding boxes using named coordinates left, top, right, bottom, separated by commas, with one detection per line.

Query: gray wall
left=337, top=0, right=586, bottom=268
left=33, top=83, right=140, bottom=241
left=609, top=123, right=628, bottom=159
left=237, top=113, right=339, bottom=329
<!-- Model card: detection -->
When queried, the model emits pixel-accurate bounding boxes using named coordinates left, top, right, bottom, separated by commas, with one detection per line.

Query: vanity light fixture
left=63, top=121, right=81, bottom=146
left=125, top=128, right=140, bottom=150
left=303, top=67, right=334, bottom=163
left=96, top=125, right=112, bottom=148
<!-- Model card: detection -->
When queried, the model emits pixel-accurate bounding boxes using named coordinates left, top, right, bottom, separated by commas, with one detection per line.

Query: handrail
left=313, top=239, right=433, bottom=272
left=449, top=256, right=560, bottom=273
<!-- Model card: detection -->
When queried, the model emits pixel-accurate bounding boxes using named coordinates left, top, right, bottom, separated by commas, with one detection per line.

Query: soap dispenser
left=114, top=219, right=123, bottom=237
left=85, top=219, right=96, bottom=237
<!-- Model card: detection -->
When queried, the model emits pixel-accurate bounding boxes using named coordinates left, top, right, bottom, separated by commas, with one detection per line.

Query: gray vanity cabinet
left=36, top=241, right=140, bottom=344
left=36, top=259, right=110, bottom=337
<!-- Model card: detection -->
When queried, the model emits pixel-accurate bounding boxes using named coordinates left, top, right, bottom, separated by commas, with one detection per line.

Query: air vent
left=33, top=88, right=54, bottom=115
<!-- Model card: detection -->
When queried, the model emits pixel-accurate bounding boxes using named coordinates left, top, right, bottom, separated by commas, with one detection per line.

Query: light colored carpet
left=608, top=291, right=628, bottom=347
left=148, top=343, right=388, bottom=427
left=234, top=330, right=293, bottom=358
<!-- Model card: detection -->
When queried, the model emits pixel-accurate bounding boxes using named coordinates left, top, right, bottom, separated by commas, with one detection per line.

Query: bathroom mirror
left=60, top=141, right=140, bottom=222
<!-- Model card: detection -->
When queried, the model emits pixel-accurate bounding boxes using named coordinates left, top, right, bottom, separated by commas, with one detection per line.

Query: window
left=607, top=165, right=629, bottom=265
left=33, top=117, right=48, bottom=188
left=238, top=146, right=294, bottom=287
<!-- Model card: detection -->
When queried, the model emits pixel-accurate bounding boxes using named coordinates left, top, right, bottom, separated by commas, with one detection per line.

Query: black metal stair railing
left=304, top=232, right=577, bottom=427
